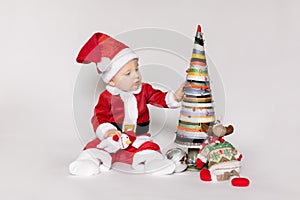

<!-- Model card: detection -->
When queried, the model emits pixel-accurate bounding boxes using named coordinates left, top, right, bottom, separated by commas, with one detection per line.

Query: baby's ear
left=225, top=125, right=234, bottom=136
left=109, top=80, right=116, bottom=86
left=212, top=124, right=226, bottom=137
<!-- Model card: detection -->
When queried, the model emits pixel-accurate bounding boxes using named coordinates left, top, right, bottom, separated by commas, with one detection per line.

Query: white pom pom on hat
left=76, top=32, right=138, bottom=83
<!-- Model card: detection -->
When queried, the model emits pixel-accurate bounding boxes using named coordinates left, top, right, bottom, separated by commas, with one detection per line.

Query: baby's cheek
left=116, top=77, right=134, bottom=91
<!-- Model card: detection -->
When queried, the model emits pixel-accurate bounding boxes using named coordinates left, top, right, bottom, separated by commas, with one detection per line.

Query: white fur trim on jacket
left=120, top=92, right=138, bottom=132
left=106, top=84, right=142, bottom=95
left=132, top=135, right=153, bottom=149
left=96, top=123, right=118, bottom=140
left=106, top=84, right=141, bottom=133
left=166, top=91, right=181, bottom=108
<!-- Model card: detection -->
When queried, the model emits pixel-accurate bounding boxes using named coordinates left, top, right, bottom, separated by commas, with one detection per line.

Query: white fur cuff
left=96, top=123, right=118, bottom=140
left=132, top=136, right=153, bottom=149
left=197, top=153, right=207, bottom=163
left=166, top=91, right=181, bottom=108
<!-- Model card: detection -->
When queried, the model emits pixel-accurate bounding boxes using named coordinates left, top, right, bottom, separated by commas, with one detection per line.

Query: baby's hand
left=174, top=82, right=185, bottom=102
left=99, top=129, right=122, bottom=153
left=104, top=129, right=121, bottom=139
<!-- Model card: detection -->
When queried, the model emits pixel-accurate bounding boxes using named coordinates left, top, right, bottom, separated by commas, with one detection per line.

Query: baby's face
left=109, top=59, right=142, bottom=92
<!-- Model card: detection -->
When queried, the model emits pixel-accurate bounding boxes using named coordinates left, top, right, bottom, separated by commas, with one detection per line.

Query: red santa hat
left=76, top=32, right=139, bottom=83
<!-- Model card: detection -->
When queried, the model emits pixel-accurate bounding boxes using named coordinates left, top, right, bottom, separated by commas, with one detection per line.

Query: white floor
left=0, top=124, right=297, bottom=200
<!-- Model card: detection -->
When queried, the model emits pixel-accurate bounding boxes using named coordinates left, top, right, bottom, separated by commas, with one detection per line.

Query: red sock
left=200, top=168, right=212, bottom=181
left=231, top=177, right=250, bottom=187
left=196, top=158, right=205, bottom=169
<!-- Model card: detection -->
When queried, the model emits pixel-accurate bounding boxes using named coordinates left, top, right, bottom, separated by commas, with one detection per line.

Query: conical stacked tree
left=175, top=25, right=215, bottom=147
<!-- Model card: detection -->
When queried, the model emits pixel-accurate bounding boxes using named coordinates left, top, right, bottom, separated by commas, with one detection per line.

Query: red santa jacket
left=92, top=83, right=169, bottom=136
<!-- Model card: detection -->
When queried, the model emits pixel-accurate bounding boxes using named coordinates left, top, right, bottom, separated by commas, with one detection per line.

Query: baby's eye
left=135, top=68, right=139, bottom=71
left=125, top=72, right=131, bottom=76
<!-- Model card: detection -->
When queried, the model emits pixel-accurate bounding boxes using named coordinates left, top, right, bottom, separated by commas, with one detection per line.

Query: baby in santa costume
left=69, top=32, right=185, bottom=176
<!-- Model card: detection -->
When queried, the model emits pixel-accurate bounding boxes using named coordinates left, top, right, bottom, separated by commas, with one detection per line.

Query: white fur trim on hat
left=100, top=48, right=139, bottom=83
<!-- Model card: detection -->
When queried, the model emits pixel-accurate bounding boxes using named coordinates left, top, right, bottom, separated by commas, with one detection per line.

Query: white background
left=0, top=0, right=299, bottom=199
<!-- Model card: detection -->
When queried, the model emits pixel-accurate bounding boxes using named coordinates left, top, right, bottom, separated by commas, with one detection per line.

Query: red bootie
left=196, top=158, right=205, bottom=169
left=200, top=168, right=212, bottom=181
left=231, top=177, right=250, bottom=187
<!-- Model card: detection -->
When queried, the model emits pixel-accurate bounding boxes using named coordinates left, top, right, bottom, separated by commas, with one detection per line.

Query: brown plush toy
left=196, top=122, right=250, bottom=187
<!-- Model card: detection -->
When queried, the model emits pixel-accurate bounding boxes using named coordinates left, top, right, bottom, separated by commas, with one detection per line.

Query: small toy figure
left=69, top=32, right=185, bottom=176
left=196, top=122, right=250, bottom=187
left=100, top=132, right=134, bottom=151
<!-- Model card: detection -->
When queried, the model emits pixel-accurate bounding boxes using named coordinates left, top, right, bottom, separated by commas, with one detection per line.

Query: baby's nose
left=131, top=70, right=140, bottom=78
